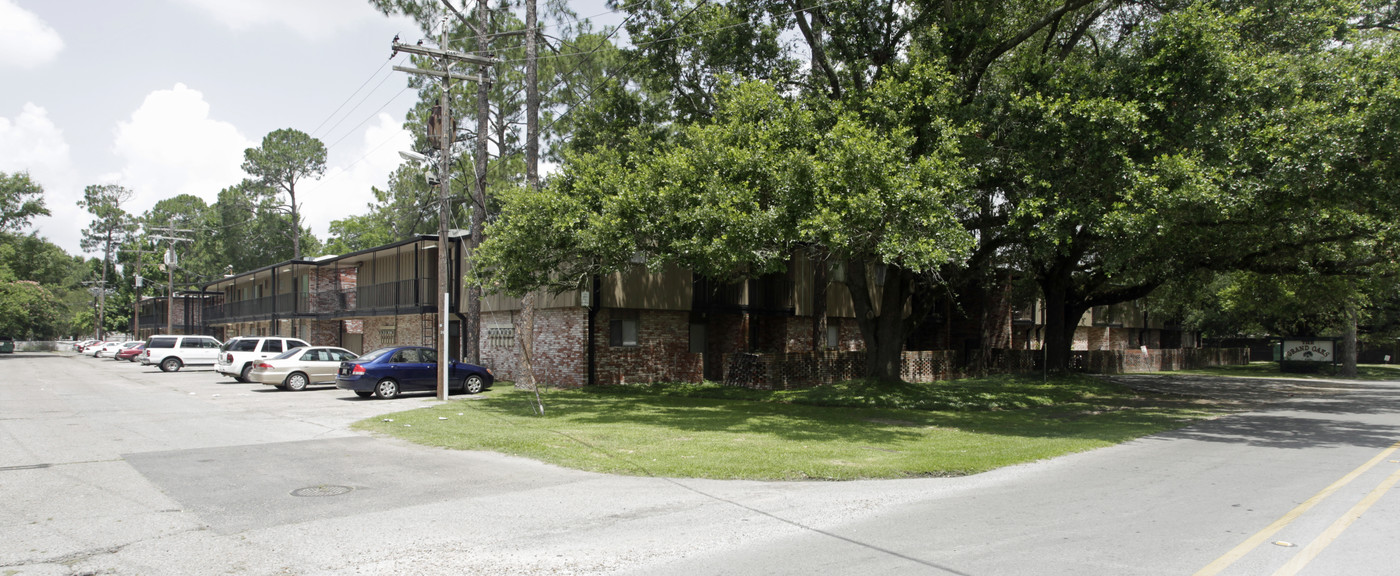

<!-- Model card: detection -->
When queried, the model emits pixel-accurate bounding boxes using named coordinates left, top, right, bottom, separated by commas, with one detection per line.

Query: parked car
left=115, top=342, right=145, bottom=362
left=141, top=334, right=223, bottom=372
left=74, top=339, right=97, bottom=353
left=335, top=345, right=493, bottom=399
left=216, top=336, right=311, bottom=382
left=249, top=346, right=359, bottom=390
left=87, top=341, right=112, bottom=357
left=95, top=341, right=139, bottom=358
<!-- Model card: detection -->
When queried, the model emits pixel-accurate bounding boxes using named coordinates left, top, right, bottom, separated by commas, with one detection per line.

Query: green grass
left=355, top=375, right=1220, bottom=481
left=1178, top=362, right=1400, bottom=381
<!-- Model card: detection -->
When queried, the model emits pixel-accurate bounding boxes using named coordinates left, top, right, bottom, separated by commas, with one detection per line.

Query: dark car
left=335, top=345, right=493, bottom=399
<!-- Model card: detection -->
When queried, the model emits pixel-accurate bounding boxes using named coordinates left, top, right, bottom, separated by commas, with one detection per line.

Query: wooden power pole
left=393, top=10, right=493, bottom=400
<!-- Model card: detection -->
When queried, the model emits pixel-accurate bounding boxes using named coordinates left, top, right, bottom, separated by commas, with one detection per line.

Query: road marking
left=1194, top=441, right=1400, bottom=576
left=1271, top=464, right=1400, bottom=576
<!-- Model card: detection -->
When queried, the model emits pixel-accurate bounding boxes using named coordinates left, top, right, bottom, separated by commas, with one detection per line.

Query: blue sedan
left=335, top=345, right=494, bottom=399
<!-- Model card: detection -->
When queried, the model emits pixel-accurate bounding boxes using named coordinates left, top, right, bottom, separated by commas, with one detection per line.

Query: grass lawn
left=353, top=374, right=1222, bottom=481
left=1178, top=362, right=1400, bottom=381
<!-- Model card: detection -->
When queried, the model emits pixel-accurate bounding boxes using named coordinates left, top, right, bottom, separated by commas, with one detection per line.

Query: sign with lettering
left=1282, top=339, right=1333, bottom=363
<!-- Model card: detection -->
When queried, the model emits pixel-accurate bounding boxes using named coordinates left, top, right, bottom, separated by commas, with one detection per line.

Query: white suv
left=141, top=334, right=223, bottom=372
left=217, top=336, right=310, bottom=382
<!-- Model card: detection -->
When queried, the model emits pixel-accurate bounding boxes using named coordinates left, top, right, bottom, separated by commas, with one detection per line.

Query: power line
left=323, top=86, right=416, bottom=152
left=316, top=57, right=411, bottom=146
left=308, top=55, right=403, bottom=139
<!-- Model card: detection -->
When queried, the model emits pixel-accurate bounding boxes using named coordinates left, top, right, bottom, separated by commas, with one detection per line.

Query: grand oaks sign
left=1282, top=339, right=1334, bottom=363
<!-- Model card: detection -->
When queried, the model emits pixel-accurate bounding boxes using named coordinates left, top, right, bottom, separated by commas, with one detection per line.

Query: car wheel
left=160, top=357, right=182, bottom=372
left=461, top=375, right=485, bottom=395
left=284, top=372, right=309, bottom=391
left=354, top=391, right=374, bottom=398
left=373, top=378, right=399, bottom=399
left=237, top=363, right=253, bottom=383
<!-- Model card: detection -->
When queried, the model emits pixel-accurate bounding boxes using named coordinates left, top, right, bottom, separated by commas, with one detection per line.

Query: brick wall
left=360, top=314, right=433, bottom=351
left=476, top=310, right=867, bottom=388
left=530, top=308, right=588, bottom=388
left=1075, top=326, right=1096, bottom=350
left=782, top=316, right=814, bottom=352
left=833, top=317, right=863, bottom=352
left=480, top=308, right=589, bottom=388
left=593, top=309, right=702, bottom=385
left=311, top=320, right=341, bottom=347
left=310, top=267, right=358, bottom=313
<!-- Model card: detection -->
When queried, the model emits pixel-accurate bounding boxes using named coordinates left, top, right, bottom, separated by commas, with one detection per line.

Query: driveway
left=3, top=353, right=1398, bottom=575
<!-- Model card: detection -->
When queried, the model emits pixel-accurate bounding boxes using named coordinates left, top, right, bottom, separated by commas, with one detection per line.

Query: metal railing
left=205, top=278, right=437, bottom=325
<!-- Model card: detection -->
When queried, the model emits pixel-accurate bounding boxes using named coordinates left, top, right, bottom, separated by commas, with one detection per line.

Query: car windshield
left=356, top=347, right=393, bottom=363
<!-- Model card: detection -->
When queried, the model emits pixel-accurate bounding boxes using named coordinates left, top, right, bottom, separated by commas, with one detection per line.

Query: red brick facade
left=592, top=309, right=703, bottom=386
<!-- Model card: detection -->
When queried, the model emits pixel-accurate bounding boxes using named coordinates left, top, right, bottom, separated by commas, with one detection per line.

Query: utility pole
left=131, top=241, right=154, bottom=340
left=82, top=280, right=110, bottom=340
left=149, top=226, right=193, bottom=334
left=437, top=0, right=493, bottom=369
left=393, top=11, right=494, bottom=400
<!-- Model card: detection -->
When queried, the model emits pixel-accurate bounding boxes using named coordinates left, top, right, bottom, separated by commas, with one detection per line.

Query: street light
left=400, top=150, right=439, bottom=185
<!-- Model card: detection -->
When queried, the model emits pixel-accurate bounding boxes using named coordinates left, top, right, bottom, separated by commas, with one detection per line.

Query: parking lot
left=6, top=351, right=1400, bottom=575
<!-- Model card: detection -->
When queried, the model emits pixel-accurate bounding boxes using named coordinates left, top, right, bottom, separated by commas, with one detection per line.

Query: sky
left=0, top=0, right=478, bottom=257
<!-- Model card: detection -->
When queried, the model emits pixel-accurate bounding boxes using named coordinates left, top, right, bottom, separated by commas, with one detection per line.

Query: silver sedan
left=249, top=346, right=359, bottom=391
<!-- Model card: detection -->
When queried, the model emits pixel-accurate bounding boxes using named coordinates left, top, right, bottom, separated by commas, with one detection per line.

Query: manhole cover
left=291, top=485, right=354, bottom=497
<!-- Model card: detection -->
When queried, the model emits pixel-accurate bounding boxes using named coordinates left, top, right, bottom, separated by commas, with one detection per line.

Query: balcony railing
left=203, top=292, right=314, bottom=324
left=206, top=279, right=438, bottom=326
left=352, top=279, right=435, bottom=311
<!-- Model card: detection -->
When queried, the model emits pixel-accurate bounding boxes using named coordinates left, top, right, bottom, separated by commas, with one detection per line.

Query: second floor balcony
left=205, top=278, right=439, bottom=325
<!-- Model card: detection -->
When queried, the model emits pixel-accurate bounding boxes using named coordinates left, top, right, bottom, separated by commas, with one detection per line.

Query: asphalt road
left=2, top=353, right=1398, bottom=575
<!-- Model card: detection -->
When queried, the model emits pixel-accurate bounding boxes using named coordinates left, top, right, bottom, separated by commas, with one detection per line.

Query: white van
left=216, top=336, right=310, bottom=382
left=141, top=334, right=223, bottom=372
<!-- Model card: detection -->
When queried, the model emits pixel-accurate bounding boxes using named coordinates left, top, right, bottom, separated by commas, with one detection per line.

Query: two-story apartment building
left=200, top=235, right=1199, bottom=387
left=202, top=234, right=463, bottom=356
left=134, top=290, right=222, bottom=340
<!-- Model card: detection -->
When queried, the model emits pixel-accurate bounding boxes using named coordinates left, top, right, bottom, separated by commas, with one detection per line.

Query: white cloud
left=111, top=83, right=254, bottom=215
left=0, top=102, right=85, bottom=253
left=169, top=0, right=386, bottom=41
left=0, top=0, right=64, bottom=69
left=302, top=112, right=412, bottom=245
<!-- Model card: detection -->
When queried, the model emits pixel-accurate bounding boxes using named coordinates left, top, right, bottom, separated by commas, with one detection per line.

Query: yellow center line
left=1271, top=464, right=1400, bottom=576
left=1194, top=441, right=1400, bottom=576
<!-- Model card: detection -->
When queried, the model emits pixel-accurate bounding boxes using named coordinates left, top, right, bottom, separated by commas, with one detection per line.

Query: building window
left=487, top=325, right=515, bottom=348
left=826, top=324, right=839, bottom=349
left=610, top=311, right=639, bottom=347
